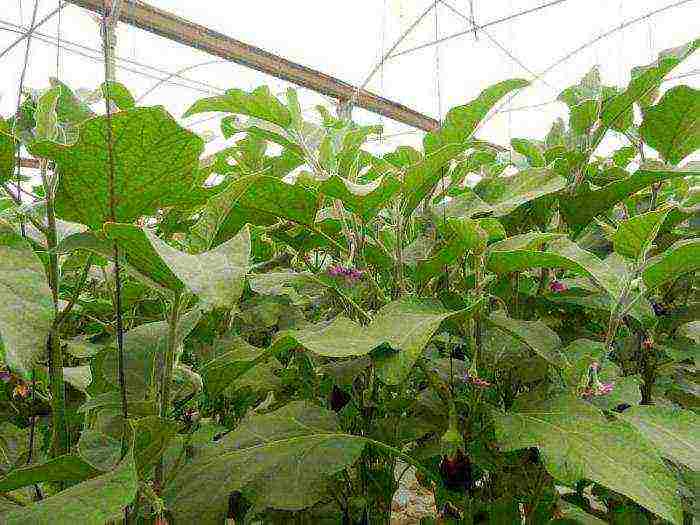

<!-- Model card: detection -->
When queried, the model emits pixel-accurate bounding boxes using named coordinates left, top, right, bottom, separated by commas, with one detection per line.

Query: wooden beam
left=65, top=0, right=440, bottom=132
left=20, top=158, right=41, bottom=169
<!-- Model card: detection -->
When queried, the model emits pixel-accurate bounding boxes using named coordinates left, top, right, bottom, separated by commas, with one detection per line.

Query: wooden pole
left=65, top=0, right=440, bottom=132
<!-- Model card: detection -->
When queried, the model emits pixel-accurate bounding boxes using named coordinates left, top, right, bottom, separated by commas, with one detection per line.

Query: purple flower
left=597, top=382, right=614, bottom=396
left=0, top=370, right=11, bottom=383
left=463, top=371, right=491, bottom=388
left=549, top=280, right=567, bottom=293
left=327, top=265, right=364, bottom=284
left=327, top=265, right=344, bottom=277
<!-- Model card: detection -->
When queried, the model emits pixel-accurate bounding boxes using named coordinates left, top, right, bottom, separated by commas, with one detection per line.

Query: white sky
left=0, top=0, right=699, bottom=156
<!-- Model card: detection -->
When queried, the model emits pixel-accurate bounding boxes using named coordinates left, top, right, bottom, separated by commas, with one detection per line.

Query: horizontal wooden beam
left=20, top=158, right=41, bottom=169
left=66, top=0, right=440, bottom=132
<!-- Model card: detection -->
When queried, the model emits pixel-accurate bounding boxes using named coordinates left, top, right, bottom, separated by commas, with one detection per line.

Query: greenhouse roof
left=1, top=0, right=698, bottom=155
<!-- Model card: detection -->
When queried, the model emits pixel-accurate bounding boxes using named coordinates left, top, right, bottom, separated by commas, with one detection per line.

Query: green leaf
left=30, top=107, right=205, bottom=229
left=597, top=39, right=700, bottom=143
left=133, top=416, right=179, bottom=479
left=210, top=176, right=320, bottom=246
left=270, top=298, right=481, bottom=384
left=401, top=144, right=464, bottom=217
left=510, top=138, right=545, bottom=167
left=372, top=298, right=482, bottom=384
left=415, top=218, right=493, bottom=285
left=560, top=339, right=607, bottom=389
left=561, top=163, right=698, bottom=235
left=424, top=79, right=529, bottom=153
left=78, top=430, right=121, bottom=472
left=495, top=394, right=683, bottom=525
left=48, top=78, right=95, bottom=129
left=165, top=401, right=365, bottom=521
left=640, top=86, right=700, bottom=165
left=100, top=309, right=201, bottom=396
left=486, top=235, right=622, bottom=298
left=318, top=174, right=400, bottom=220
left=100, top=81, right=135, bottom=111
left=435, top=187, right=493, bottom=219
left=103, top=222, right=184, bottom=292
left=621, top=406, right=699, bottom=470
left=144, top=226, right=249, bottom=308
left=643, top=238, right=700, bottom=291
left=0, top=455, right=102, bottom=492
left=0, top=220, right=54, bottom=374
left=201, top=336, right=282, bottom=397
left=0, top=119, right=17, bottom=184
left=190, top=176, right=258, bottom=251
left=488, top=168, right=566, bottom=217
left=34, top=87, right=61, bottom=141
left=486, top=311, right=563, bottom=366
left=5, top=443, right=137, bottom=524
left=613, top=207, right=671, bottom=260
left=184, top=86, right=292, bottom=129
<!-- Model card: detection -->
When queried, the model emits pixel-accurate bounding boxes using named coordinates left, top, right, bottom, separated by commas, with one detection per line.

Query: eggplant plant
left=0, top=38, right=698, bottom=524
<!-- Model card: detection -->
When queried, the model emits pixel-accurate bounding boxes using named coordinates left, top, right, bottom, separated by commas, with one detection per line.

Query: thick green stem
left=155, top=292, right=181, bottom=493
left=394, top=204, right=405, bottom=298
left=41, top=161, right=69, bottom=457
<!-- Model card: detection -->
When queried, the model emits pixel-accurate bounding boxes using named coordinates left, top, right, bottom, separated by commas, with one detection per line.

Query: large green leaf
left=495, top=394, right=683, bottom=525
left=597, top=39, right=699, bottom=144
left=101, top=308, right=201, bottom=396
left=183, top=86, right=292, bottom=129
left=486, top=235, right=621, bottom=298
left=103, top=222, right=184, bottom=292
left=488, top=168, right=566, bottom=217
left=318, top=174, right=400, bottom=220
left=4, top=446, right=137, bottom=524
left=78, top=430, right=121, bottom=472
left=0, top=455, right=101, bottom=493
left=201, top=336, right=282, bottom=397
left=58, top=223, right=185, bottom=292
left=190, top=175, right=258, bottom=251
left=561, top=163, right=698, bottom=235
left=211, top=176, right=320, bottom=245
left=401, top=144, right=464, bottom=217
left=133, top=416, right=179, bottom=479
left=270, top=298, right=481, bottom=384
left=30, top=107, right=205, bottom=229
left=0, top=220, right=54, bottom=374
left=486, top=311, right=563, bottom=367
left=613, top=207, right=671, bottom=260
left=165, top=402, right=365, bottom=522
left=640, top=86, right=700, bottom=165
left=0, top=119, right=17, bottom=184
left=621, top=406, right=699, bottom=470
left=560, top=339, right=607, bottom=389
left=144, top=226, right=249, bottom=308
left=643, top=238, right=700, bottom=290
left=424, top=79, right=529, bottom=154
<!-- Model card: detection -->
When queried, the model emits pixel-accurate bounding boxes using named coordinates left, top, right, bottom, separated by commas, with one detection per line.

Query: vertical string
left=56, top=0, right=63, bottom=77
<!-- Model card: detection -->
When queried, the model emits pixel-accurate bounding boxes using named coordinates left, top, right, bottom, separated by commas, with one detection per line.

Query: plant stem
left=40, top=160, right=69, bottom=458
left=155, top=292, right=181, bottom=491
left=394, top=202, right=405, bottom=298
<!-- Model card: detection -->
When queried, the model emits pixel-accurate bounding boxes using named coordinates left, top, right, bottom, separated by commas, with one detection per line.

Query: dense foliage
left=0, top=38, right=698, bottom=524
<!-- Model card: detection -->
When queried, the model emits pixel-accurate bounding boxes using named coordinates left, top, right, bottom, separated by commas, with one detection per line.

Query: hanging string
left=469, top=0, right=478, bottom=40
left=56, top=0, right=63, bottom=78
left=379, top=0, right=387, bottom=143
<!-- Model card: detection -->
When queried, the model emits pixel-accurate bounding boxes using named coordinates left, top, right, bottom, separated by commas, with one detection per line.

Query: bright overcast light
left=1, top=0, right=698, bottom=155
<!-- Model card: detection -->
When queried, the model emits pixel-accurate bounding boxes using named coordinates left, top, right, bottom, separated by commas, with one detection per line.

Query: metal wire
left=0, top=18, right=224, bottom=95
left=477, top=0, right=697, bottom=133
left=439, top=0, right=556, bottom=90
left=0, top=2, right=65, bottom=61
left=390, top=0, right=570, bottom=59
